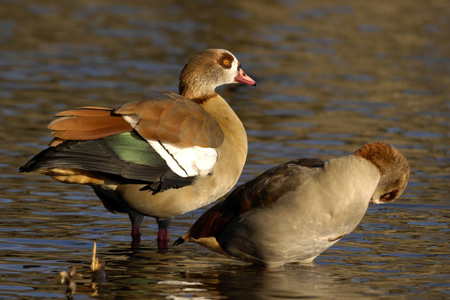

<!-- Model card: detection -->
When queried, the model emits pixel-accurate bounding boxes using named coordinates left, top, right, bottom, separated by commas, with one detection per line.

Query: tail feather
left=49, top=108, right=133, bottom=141
left=173, top=237, right=185, bottom=247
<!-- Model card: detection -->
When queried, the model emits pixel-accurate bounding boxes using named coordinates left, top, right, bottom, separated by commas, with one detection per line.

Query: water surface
left=0, top=0, right=449, bottom=299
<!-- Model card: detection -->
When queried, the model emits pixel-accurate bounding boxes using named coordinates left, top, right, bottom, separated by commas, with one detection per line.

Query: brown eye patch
left=218, top=52, right=234, bottom=69
left=380, top=189, right=401, bottom=202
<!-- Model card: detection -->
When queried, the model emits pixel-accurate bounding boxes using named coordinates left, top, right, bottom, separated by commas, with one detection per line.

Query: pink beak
left=235, top=67, right=256, bottom=86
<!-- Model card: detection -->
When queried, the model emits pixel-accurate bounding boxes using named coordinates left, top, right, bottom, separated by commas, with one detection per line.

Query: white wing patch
left=149, top=140, right=218, bottom=177
left=122, top=114, right=217, bottom=177
left=122, top=115, right=139, bottom=127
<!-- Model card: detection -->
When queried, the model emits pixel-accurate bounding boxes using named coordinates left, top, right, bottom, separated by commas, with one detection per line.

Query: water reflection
left=1, top=0, right=449, bottom=298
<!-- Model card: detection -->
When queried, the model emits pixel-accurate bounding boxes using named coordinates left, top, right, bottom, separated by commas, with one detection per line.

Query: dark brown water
left=1, top=0, right=449, bottom=299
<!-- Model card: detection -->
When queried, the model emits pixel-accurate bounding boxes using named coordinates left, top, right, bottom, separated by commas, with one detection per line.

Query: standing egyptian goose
left=20, top=49, right=255, bottom=250
left=174, top=142, right=410, bottom=267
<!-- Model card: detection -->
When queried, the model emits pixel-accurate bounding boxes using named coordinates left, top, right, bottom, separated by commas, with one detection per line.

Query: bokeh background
left=0, top=0, right=449, bottom=299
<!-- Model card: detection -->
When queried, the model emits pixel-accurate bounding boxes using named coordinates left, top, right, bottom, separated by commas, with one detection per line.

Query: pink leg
left=156, top=218, right=172, bottom=252
left=131, top=224, right=141, bottom=244
left=128, top=212, right=144, bottom=246
left=157, top=228, right=170, bottom=252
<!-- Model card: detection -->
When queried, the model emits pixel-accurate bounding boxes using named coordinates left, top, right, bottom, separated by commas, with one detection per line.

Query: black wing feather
left=19, top=139, right=195, bottom=192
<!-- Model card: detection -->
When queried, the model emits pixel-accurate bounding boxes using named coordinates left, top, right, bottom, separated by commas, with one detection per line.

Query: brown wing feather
left=48, top=107, right=133, bottom=142
left=48, top=92, right=224, bottom=148
left=54, top=107, right=115, bottom=117
left=115, top=92, right=224, bottom=148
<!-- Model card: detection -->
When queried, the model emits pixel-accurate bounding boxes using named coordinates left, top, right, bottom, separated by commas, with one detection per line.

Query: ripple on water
left=0, top=0, right=449, bottom=298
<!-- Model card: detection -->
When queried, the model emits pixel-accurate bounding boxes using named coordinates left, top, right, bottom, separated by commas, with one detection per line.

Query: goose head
left=179, top=49, right=256, bottom=100
left=354, top=142, right=410, bottom=204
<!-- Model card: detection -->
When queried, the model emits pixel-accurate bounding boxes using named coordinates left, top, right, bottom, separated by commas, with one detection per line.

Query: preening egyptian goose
left=20, top=49, right=255, bottom=250
left=174, top=142, right=410, bottom=267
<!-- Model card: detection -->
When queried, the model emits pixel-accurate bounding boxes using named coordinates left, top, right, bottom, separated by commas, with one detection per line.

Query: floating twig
left=91, top=241, right=106, bottom=284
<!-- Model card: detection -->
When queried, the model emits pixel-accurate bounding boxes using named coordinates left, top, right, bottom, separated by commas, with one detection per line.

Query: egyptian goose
left=19, top=49, right=255, bottom=250
left=174, top=142, right=410, bottom=267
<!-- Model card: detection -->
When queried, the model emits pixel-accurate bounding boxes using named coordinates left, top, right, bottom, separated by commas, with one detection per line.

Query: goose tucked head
left=179, top=49, right=256, bottom=101
left=354, top=142, right=410, bottom=204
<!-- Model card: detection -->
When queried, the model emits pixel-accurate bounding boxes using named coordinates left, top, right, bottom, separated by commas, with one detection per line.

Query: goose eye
left=218, top=55, right=233, bottom=69
left=380, top=189, right=400, bottom=202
